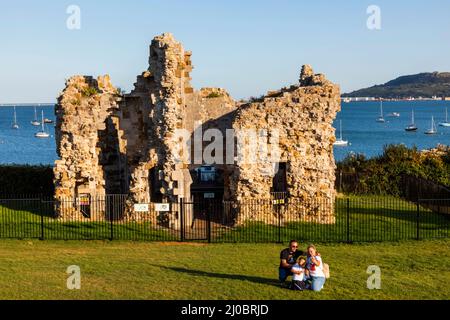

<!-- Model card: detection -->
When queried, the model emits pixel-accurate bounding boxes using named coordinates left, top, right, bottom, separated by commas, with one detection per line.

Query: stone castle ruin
left=54, top=33, right=340, bottom=226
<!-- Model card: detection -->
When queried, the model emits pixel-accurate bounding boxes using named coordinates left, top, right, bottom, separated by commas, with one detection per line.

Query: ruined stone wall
left=54, top=75, right=120, bottom=218
left=117, top=72, right=156, bottom=205
left=182, top=88, right=237, bottom=200
left=185, top=87, right=236, bottom=171
left=146, top=33, right=194, bottom=202
left=230, top=65, right=340, bottom=224
left=122, top=34, right=238, bottom=205
left=184, top=88, right=236, bottom=133
left=54, top=33, right=340, bottom=226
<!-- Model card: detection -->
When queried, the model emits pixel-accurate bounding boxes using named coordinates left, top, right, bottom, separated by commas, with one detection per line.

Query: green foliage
left=0, top=165, right=54, bottom=196
left=81, top=86, right=99, bottom=97
left=206, top=92, right=223, bottom=98
left=71, top=98, right=81, bottom=106
left=337, top=144, right=450, bottom=195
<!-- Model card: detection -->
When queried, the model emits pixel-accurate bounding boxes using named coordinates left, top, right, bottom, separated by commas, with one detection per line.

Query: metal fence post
left=346, top=198, right=350, bottom=243
left=110, top=209, right=114, bottom=241
left=180, top=198, right=184, bottom=242
left=277, top=203, right=282, bottom=244
left=207, top=202, right=211, bottom=244
left=40, top=201, right=44, bottom=241
left=416, top=200, right=420, bottom=240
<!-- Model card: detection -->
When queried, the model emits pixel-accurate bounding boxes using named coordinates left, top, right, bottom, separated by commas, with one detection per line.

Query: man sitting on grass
left=279, top=240, right=305, bottom=287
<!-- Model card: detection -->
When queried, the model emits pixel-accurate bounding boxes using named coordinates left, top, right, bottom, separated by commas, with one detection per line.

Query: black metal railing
left=400, top=174, right=450, bottom=201
left=0, top=194, right=448, bottom=243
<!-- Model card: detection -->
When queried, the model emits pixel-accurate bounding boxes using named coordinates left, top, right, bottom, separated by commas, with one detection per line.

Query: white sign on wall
left=134, top=204, right=149, bottom=212
left=155, top=203, right=170, bottom=212
left=204, top=193, right=215, bottom=199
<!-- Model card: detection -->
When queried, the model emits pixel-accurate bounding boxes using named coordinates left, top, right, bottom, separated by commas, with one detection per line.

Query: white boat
left=35, top=110, right=50, bottom=138
left=12, top=106, right=19, bottom=129
left=438, top=108, right=450, bottom=127
left=31, top=106, right=40, bottom=126
left=376, top=100, right=385, bottom=122
left=387, top=112, right=400, bottom=117
left=424, top=116, right=437, bottom=135
left=405, top=110, right=418, bottom=132
left=333, top=120, right=349, bottom=147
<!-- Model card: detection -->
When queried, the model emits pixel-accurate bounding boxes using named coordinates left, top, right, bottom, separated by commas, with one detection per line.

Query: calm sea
left=0, top=101, right=449, bottom=165
left=333, top=100, right=450, bottom=162
left=0, top=105, right=56, bottom=165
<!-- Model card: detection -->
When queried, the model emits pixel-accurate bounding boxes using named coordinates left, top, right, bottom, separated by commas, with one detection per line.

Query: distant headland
left=342, top=72, right=450, bottom=101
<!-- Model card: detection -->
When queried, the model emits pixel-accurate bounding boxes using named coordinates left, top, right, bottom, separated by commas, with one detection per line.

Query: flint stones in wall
left=231, top=65, right=340, bottom=224
left=54, top=33, right=339, bottom=227
left=54, top=75, right=120, bottom=218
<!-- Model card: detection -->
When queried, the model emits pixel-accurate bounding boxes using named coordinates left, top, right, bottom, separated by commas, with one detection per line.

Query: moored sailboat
left=438, top=108, right=450, bottom=127
left=12, top=106, right=19, bottom=129
left=424, top=116, right=437, bottom=135
left=376, top=100, right=385, bottom=123
left=333, top=120, right=349, bottom=147
left=405, top=110, right=418, bottom=132
left=31, top=106, right=40, bottom=126
left=35, top=110, right=50, bottom=138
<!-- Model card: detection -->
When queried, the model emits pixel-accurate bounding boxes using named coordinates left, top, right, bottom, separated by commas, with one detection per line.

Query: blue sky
left=1, top=0, right=449, bottom=103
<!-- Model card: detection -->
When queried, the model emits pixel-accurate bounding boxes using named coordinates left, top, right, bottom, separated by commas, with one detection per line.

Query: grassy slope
left=0, top=239, right=448, bottom=300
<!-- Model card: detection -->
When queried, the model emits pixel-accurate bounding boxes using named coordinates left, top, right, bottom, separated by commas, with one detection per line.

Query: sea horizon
left=0, top=100, right=449, bottom=166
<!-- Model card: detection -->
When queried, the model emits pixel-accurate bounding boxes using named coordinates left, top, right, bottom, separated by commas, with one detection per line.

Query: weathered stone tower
left=54, top=76, right=121, bottom=197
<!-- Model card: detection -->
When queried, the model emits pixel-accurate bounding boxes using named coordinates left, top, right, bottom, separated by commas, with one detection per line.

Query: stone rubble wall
left=54, top=33, right=339, bottom=226
left=230, top=65, right=340, bottom=224
left=117, top=72, right=156, bottom=207
left=147, top=33, right=193, bottom=203
left=54, top=75, right=120, bottom=219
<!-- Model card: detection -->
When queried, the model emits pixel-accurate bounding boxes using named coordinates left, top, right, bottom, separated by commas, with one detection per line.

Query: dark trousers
left=289, top=280, right=309, bottom=291
left=278, top=268, right=292, bottom=282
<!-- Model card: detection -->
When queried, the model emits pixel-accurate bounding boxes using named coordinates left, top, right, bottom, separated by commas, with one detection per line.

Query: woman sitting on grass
left=306, top=244, right=326, bottom=292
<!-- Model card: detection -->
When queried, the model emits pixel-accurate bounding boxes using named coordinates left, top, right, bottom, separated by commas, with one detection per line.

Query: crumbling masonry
left=54, top=33, right=341, bottom=226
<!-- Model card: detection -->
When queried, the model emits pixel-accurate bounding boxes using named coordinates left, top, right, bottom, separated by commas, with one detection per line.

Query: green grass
left=219, top=195, right=449, bottom=242
left=0, top=199, right=177, bottom=240
left=0, top=195, right=448, bottom=242
left=0, top=239, right=448, bottom=300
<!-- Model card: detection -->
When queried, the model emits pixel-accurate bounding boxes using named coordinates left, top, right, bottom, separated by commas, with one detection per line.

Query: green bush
left=206, top=92, right=223, bottom=98
left=0, top=165, right=54, bottom=196
left=81, top=87, right=99, bottom=97
left=71, top=98, right=81, bottom=106
left=337, top=144, right=450, bottom=195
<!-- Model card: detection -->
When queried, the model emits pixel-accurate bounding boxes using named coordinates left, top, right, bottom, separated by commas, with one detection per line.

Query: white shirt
left=291, top=263, right=305, bottom=281
left=307, top=256, right=325, bottom=278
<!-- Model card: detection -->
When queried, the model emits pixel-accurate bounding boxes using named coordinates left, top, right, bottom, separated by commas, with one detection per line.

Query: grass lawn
left=219, top=195, right=449, bottom=242
left=0, top=239, right=449, bottom=300
left=0, top=195, right=448, bottom=242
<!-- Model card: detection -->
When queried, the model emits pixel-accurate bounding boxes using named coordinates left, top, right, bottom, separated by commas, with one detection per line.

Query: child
left=289, top=256, right=310, bottom=291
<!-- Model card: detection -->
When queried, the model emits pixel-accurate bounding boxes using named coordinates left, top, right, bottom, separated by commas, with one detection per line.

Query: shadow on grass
left=156, top=265, right=280, bottom=288
left=0, top=198, right=55, bottom=218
